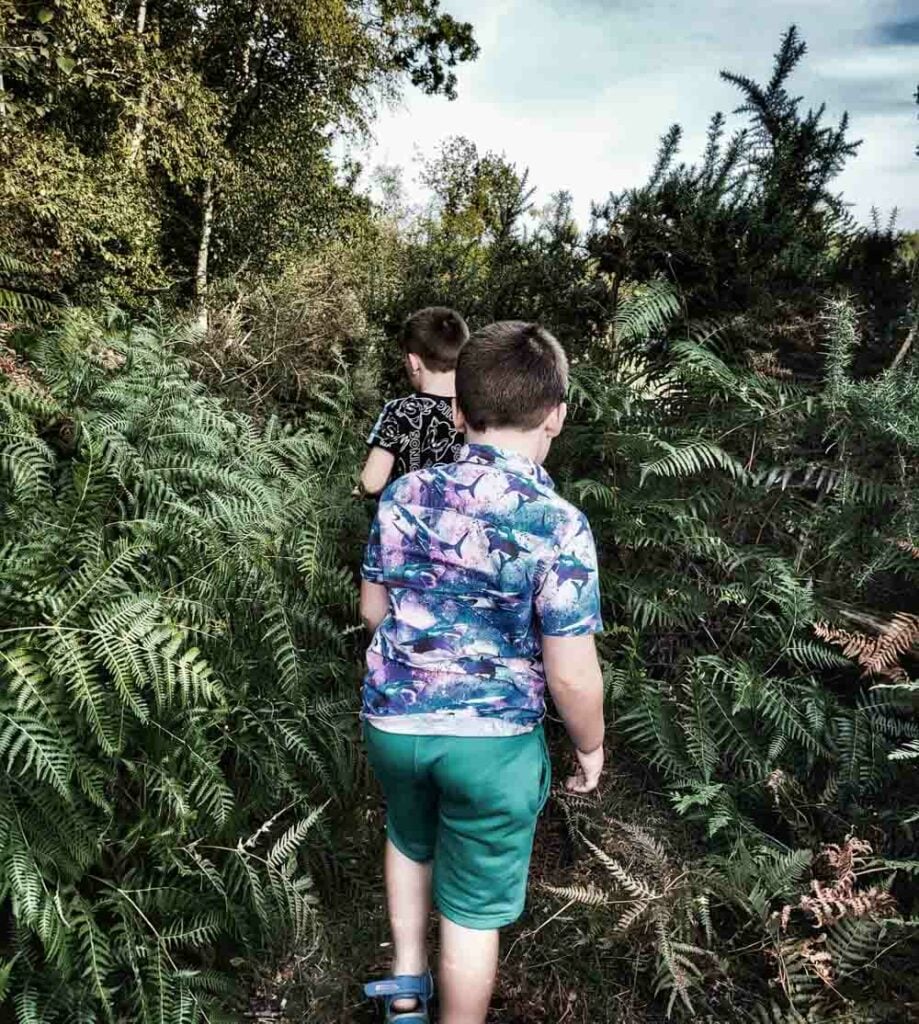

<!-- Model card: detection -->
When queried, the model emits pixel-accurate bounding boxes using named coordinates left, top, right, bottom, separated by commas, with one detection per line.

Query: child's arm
left=361, top=401, right=399, bottom=496
left=543, top=635, right=605, bottom=793
left=536, top=512, right=606, bottom=793
left=360, top=447, right=396, bottom=496
left=360, top=496, right=388, bottom=631
left=360, top=580, right=389, bottom=634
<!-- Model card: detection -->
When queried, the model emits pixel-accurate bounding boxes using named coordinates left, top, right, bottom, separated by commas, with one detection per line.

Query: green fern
left=0, top=310, right=367, bottom=1022
left=612, top=279, right=681, bottom=348
left=0, top=252, right=55, bottom=320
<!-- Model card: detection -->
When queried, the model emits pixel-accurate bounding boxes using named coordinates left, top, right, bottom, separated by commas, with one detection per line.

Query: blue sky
left=349, top=0, right=918, bottom=229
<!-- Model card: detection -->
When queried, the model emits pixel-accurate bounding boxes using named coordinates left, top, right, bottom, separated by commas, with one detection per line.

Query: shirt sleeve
left=366, top=401, right=400, bottom=453
left=535, top=513, right=603, bottom=636
left=361, top=509, right=384, bottom=583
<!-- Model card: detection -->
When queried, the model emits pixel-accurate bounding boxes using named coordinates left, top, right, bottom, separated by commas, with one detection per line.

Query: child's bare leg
left=438, top=916, right=499, bottom=1024
left=385, top=839, right=432, bottom=1010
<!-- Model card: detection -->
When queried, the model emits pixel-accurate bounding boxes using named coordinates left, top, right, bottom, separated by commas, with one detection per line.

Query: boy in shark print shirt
left=360, top=322, right=605, bottom=1023
left=360, top=307, right=469, bottom=497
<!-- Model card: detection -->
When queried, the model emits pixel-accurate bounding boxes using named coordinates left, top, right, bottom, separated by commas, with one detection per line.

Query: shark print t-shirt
left=361, top=443, right=603, bottom=736
left=367, top=393, right=463, bottom=481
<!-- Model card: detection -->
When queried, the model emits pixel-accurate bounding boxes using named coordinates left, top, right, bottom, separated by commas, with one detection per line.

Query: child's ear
left=545, top=402, right=567, bottom=438
left=406, top=353, right=422, bottom=379
left=453, top=399, right=467, bottom=433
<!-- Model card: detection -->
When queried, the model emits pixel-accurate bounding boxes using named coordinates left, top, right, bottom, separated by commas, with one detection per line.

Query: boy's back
left=367, top=392, right=462, bottom=480
left=362, top=442, right=601, bottom=732
left=361, top=307, right=468, bottom=495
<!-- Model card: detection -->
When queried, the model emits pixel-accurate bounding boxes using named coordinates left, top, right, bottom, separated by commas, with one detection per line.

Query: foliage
left=536, top=293, right=919, bottom=1020
left=0, top=252, right=55, bottom=320
left=544, top=803, right=717, bottom=1017
left=373, top=140, right=605, bottom=373
left=0, top=0, right=478, bottom=304
left=542, top=800, right=911, bottom=1020
left=0, top=0, right=214, bottom=302
left=553, top=296, right=919, bottom=827
left=587, top=26, right=912, bottom=371
left=198, top=243, right=374, bottom=412
left=0, top=309, right=366, bottom=1021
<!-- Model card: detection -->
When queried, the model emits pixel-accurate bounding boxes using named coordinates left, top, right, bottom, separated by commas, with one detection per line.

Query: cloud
left=876, top=16, right=919, bottom=45
left=351, top=0, right=919, bottom=229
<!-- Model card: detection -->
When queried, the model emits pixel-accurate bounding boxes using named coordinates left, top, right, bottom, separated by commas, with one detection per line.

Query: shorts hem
left=435, top=895, right=524, bottom=931
left=385, top=823, right=434, bottom=866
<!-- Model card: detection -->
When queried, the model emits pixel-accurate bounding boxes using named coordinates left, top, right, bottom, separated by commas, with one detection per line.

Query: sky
left=345, top=0, right=919, bottom=229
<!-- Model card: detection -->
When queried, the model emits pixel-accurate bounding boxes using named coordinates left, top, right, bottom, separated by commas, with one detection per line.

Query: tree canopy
left=0, top=0, right=478, bottom=303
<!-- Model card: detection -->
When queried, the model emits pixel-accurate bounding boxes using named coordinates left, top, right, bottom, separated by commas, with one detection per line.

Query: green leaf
left=55, top=54, right=76, bottom=75
left=36, top=7, right=54, bottom=23
left=0, top=958, right=13, bottom=1004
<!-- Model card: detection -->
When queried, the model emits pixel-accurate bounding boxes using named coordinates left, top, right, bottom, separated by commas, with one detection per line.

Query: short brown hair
left=400, top=307, right=469, bottom=372
left=456, top=321, right=569, bottom=431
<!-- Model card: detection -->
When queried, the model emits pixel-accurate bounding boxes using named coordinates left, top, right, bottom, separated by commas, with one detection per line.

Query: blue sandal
left=363, top=971, right=434, bottom=1022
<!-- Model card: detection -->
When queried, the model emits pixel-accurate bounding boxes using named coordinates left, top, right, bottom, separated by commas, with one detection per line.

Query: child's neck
left=464, top=427, right=548, bottom=465
left=414, top=369, right=455, bottom=397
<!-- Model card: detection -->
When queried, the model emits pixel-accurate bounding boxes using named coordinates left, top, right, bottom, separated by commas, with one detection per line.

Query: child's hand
left=566, top=745, right=604, bottom=794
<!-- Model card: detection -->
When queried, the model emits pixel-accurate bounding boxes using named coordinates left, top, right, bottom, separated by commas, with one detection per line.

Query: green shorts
left=364, top=723, right=552, bottom=930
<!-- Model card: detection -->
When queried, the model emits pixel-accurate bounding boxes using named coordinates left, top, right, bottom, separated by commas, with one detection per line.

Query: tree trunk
left=128, top=0, right=149, bottom=167
left=128, top=83, right=148, bottom=165
left=195, top=174, right=215, bottom=330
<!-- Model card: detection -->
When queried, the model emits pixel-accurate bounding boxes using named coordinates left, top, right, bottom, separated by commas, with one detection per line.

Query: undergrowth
left=0, top=309, right=367, bottom=1021
left=1, top=296, right=917, bottom=1022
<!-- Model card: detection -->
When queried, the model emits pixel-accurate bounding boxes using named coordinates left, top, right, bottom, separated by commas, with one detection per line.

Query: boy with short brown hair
left=360, top=307, right=469, bottom=496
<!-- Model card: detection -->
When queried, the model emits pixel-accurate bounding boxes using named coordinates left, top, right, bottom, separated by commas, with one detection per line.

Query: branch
left=890, top=323, right=916, bottom=370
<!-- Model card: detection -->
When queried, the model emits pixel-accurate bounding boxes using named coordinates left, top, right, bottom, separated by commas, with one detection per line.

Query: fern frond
left=613, top=280, right=680, bottom=346
left=267, top=804, right=328, bottom=870
left=640, top=438, right=747, bottom=485
left=542, top=883, right=611, bottom=907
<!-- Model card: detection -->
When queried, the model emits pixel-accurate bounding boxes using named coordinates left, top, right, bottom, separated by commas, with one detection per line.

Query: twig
left=502, top=898, right=577, bottom=963
left=891, top=324, right=916, bottom=370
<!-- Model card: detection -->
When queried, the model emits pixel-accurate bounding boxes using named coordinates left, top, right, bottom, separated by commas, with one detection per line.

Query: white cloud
left=815, top=47, right=919, bottom=81
left=346, top=0, right=918, bottom=228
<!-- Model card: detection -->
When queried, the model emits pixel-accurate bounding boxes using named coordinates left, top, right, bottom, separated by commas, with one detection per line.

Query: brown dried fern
left=894, top=539, right=919, bottom=560
left=777, top=836, right=897, bottom=932
left=543, top=808, right=714, bottom=1013
left=813, top=613, right=919, bottom=680
left=613, top=818, right=669, bottom=870
left=579, top=833, right=662, bottom=902
left=542, top=882, right=611, bottom=908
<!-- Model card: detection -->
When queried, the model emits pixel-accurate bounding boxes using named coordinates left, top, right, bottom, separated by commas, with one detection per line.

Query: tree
left=419, top=135, right=535, bottom=245
left=181, top=1, right=477, bottom=307
left=0, top=0, right=478, bottom=308
left=0, top=0, right=219, bottom=303
left=587, top=26, right=908, bottom=370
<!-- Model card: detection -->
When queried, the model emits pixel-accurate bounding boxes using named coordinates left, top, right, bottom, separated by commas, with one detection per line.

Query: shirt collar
left=459, top=443, right=555, bottom=489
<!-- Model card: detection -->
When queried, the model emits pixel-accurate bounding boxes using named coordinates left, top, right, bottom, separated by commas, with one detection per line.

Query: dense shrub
left=539, top=298, right=919, bottom=1018
left=587, top=27, right=916, bottom=373
left=199, top=245, right=374, bottom=412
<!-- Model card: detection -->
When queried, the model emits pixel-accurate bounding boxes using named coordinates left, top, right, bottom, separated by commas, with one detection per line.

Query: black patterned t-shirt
left=366, top=393, right=463, bottom=480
